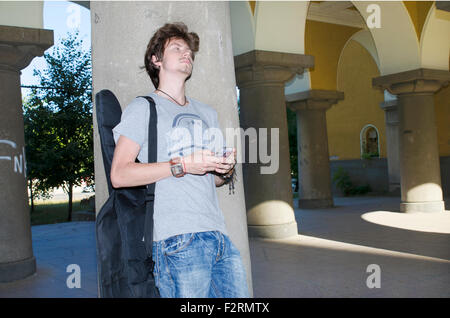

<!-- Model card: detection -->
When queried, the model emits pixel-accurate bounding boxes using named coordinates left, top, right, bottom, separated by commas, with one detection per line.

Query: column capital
left=286, top=89, right=344, bottom=112
left=0, top=25, right=53, bottom=72
left=372, top=68, right=450, bottom=95
left=379, top=100, right=399, bottom=126
left=234, top=50, right=314, bottom=88
left=379, top=99, right=398, bottom=111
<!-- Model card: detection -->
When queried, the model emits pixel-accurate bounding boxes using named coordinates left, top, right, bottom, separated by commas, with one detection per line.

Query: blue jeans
left=152, top=231, right=249, bottom=298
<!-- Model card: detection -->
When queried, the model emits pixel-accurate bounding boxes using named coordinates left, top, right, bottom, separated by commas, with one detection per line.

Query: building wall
left=406, top=2, right=450, bottom=157
left=304, top=3, right=449, bottom=160
left=435, top=68, right=450, bottom=157
left=330, top=157, right=450, bottom=197
left=329, top=39, right=386, bottom=160
left=305, top=20, right=361, bottom=90
left=330, top=158, right=389, bottom=195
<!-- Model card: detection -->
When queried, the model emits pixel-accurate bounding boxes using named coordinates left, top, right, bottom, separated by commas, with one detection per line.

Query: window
left=360, top=125, right=380, bottom=158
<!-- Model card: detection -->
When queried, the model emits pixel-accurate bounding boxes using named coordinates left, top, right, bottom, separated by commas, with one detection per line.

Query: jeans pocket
left=163, top=233, right=195, bottom=256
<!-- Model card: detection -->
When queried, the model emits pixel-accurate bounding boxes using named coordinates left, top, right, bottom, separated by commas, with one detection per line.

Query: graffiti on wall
left=0, top=139, right=27, bottom=178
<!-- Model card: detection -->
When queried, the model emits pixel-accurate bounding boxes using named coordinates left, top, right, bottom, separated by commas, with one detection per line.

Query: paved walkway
left=1, top=196, right=449, bottom=298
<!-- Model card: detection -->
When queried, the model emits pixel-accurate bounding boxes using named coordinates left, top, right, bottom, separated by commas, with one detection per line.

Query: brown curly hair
left=144, top=22, right=199, bottom=88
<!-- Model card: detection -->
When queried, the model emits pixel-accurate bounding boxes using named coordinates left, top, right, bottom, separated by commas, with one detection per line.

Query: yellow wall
left=435, top=55, right=450, bottom=156
left=248, top=1, right=448, bottom=158
left=327, top=40, right=386, bottom=160
left=403, top=1, right=434, bottom=41
left=305, top=20, right=361, bottom=90
left=249, top=1, right=256, bottom=16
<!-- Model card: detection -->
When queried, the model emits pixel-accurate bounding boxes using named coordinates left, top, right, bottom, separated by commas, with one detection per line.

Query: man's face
left=153, top=38, right=194, bottom=78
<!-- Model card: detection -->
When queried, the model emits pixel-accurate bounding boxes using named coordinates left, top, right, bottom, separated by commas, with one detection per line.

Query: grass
left=30, top=200, right=85, bottom=226
left=31, top=192, right=298, bottom=226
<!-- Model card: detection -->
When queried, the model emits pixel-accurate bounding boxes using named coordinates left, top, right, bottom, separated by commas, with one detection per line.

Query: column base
left=298, top=198, right=334, bottom=209
left=248, top=221, right=298, bottom=239
left=0, top=256, right=36, bottom=283
left=388, top=183, right=401, bottom=195
left=400, top=201, right=445, bottom=213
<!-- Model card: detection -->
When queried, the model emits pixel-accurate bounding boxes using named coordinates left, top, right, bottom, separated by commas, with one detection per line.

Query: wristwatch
left=169, top=157, right=185, bottom=178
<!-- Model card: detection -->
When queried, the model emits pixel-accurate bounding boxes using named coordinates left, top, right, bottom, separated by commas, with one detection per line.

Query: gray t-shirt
left=113, top=92, right=228, bottom=242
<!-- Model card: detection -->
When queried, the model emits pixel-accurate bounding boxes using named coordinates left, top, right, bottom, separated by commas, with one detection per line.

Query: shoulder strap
left=138, top=95, right=157, bottom=255
left=140, top=95, right=157, bottom=167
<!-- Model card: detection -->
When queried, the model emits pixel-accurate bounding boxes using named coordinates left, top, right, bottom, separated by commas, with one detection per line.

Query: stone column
left=234, top=50, right=314, bottom=238
left=379, top=100, right=401, bottom=193
left=373, top=68, right=450, bottom=213
left=0, top=26, right=53, bottom=282
left=286, top=90, right=343, bottom=209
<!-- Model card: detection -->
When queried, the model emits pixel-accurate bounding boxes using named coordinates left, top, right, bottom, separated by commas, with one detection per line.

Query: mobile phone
left=223, top=147, right=233, bottom=157
left=216, top=147, right=233, bottom=158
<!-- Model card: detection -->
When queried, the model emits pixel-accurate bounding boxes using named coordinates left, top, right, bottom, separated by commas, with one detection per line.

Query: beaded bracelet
left=221, top=169, right=236, bottom=195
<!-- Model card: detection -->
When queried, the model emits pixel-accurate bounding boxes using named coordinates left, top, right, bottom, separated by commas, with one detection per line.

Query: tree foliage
left=23, top=31, right=93, bottom=221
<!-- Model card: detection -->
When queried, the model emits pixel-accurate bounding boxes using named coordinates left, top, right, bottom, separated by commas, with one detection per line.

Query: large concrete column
left=234, top=50, right=314, bottom=238
left=379, top=100, right=401, bottom=193
left=286, top=90, right=343, bottom=209
left=90, top=1, right=253, bottom=295
left=373, top=68, right=450, bottom=213
left=0, top=25, right=53, bottom=282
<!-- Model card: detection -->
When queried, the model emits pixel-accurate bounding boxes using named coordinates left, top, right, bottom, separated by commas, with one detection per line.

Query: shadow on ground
left=1, top=196, right=449, bottom=298
left=249, top=196, right=450, bottom=297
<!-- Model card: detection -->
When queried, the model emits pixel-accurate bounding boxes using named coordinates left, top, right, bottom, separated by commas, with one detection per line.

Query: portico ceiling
left=307, top=1, right=366, bottom=29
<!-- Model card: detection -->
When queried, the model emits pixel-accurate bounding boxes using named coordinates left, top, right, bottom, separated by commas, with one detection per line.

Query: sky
left=20, top=1, right=91, bottom=97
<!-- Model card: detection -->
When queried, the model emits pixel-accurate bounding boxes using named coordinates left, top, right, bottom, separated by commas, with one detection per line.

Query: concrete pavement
left=0, top=196, right=449, bottom=298
left=251, top=196, right=450, bottom=297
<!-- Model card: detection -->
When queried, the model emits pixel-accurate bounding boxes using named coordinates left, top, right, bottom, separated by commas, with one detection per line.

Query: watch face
left=171, top=163, right=184, bottom=176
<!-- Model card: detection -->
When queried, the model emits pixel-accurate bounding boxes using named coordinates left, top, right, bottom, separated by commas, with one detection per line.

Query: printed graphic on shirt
left=166, top=113, right=224, bottom=158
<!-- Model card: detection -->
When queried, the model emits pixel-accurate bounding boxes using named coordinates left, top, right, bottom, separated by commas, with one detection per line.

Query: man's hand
left=183, top=149, right=233, bottom=175
left=214, top=148, right=237, bottom=187
left=214, top=148, right=236, bottom=176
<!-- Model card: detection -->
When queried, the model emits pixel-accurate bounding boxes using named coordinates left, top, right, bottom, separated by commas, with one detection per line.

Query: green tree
left=23, top=31, right=93, bottom=221
left=23, top=94, right=53, bottom=213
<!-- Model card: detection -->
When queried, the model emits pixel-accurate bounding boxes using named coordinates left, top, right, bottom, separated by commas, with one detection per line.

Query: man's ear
left=151, top=55, right=161, bottom=69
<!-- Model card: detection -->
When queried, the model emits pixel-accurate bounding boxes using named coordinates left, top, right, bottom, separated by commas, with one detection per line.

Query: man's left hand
left=214, top=148, right=236, bottom=176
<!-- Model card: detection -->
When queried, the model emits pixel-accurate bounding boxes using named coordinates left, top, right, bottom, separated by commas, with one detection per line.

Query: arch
left=230, top=1, right=312, bottom=93
left=282, top=0, right=312, bottom=95
left=339, top=29, right=381, bottom=73
left=0, top=1, right=90, bottom=31
left=253, top=0, right=308, bottom=54
left=304, top=4, right=361, bottom=91
left=351, top=1, right=420, bottom=75
left=230, top=1, right=310, bottom=56
left=360, top=124, right=381, bottom=158
left=420, top=3, right=450, bottom=71
left=0, top=1, right=44, bottom=29
left=229, top=1, right=255, bottom=56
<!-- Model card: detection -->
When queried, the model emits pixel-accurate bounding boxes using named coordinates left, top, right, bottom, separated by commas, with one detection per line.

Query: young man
left=110, top=22, right=249, bottom=298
